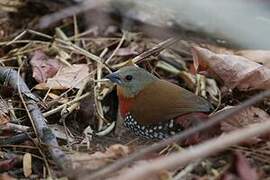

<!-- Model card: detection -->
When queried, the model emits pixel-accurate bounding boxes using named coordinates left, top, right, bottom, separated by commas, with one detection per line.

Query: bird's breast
left=118, top=94, right=135, bottom=118
left=123, top=112, right=184, bottom=139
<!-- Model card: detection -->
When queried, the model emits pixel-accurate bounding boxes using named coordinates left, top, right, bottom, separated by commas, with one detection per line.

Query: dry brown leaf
left=198, top=46, right=270, bottom=69
left=220, top=106, right=270, bottom=144
left=0, top=173, right=16, bottom=180
left=109, top=159, right=173, bottom=180
left=222, top=151, right=258, bottom=180
left=234, top=151, right=258, bottom=180
left=221, top=106, right=270, bottom=131
left=23, top=153, right=32, bottom=177
left=34, top=64, right=89, bottom=90
left=30, top=50, right=62, bottom=83
left=71, top=144, right=131, bottom=170
left=236, top=50, right=270, bottom=68
left=193, top=46, right=270, bottom=91
left=0, top=158, right=18, bottom=171
left=200, top=44, right=234, bottom=54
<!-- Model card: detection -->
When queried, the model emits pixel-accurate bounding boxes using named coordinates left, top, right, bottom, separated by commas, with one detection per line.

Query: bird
left=106, top=65, right=215, bottom=144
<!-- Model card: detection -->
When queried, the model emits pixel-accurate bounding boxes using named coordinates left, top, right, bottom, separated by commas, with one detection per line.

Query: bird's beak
left=105, top=73, right=122, bottom=85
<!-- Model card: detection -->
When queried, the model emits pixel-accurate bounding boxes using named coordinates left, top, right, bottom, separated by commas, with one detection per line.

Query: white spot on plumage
left=123, top=113, right=182, bottom=140
left=159, top=134, right=164, bottom=139
left=169, top=120, right=174, bottom=128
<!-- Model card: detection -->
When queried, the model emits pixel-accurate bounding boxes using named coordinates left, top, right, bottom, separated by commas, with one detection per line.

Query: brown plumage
left=106, top=66, right=214, bottom=142
left=128, top=79, right=212, bottom=125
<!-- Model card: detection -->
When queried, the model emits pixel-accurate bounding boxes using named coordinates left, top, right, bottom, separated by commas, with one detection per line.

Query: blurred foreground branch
left=38, top=0, right=270, bottom=48
left=115, top=114, right=270, bottom=179
left=77, top=90, right=270, bottom=179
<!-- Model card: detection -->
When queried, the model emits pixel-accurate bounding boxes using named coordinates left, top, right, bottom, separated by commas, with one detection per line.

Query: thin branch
left=105, top=32, right=126, bottom=64
left=115, top=118, right=270, bottom=180
left=0, top=67, right=71, bottom=170
left=43, top=92, right=91, bottom=117
left=133, top=37, right=179, bottom=63
left=76, top=90, right=270, bottom=180
left=173, top=160, right=201, bottom=180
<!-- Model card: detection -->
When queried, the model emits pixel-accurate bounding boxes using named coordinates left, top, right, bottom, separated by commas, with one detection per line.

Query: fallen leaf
left=106, top=144, right=131, bottom=157
left=34, top=64, right=89, bottom=90
left=234, top=151, right=258, bottom=180
left=236, top=50, right=270, bottom=68
left=192, top=46, right=270, bottom=91
left=197, top=46, right=270, bottom=69
left=0, top=158, right=18, bottom=171
left=220, top=106, right=270, bottom=144
left=0, top=173, right=16, bottom=180
left=201, top=44, right=234, bottom=55
left=109, top=159, right=172, bottom=180
left=71, top=144, right=131, bottom=170
left=30, top=50, right=62, bottom=83
left=222, top=151, right=258, bottom=180
left=23, top=153, right=32, bottom=177
left=47, top=93, right=68, bottom=104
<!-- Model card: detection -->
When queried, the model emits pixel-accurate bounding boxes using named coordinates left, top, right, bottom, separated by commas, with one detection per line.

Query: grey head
left=105, top=66, right=158, bottom=97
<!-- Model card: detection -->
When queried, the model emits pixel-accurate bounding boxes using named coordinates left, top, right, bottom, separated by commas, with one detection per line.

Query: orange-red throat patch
left=117, top=87, right=135, bottom=117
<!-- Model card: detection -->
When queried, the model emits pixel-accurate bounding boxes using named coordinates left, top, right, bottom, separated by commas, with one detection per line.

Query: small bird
left=106, top=66, right=214, bottom=144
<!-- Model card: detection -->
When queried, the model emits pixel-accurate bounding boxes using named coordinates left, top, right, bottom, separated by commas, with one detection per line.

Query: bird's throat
left=118, top=94, right=135, bottom=117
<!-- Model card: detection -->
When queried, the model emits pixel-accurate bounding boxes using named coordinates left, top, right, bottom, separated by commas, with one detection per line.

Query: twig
left=105, top=32, right=126, bottom=64
left=173, top=160, right=201, bottom=180
left=0, top=132, right=35, bottom=145
left=4, top=29, right=112, bottom=73
left=43, top=92, right=91, bottom=117
left=17, top=65, right=52, bottom=176
left=0, top=67, right=71, bottom=170
left=4, top=123, right=30, bottom=132
left=132, top=37, right=179, bottom=63
left=115, top=117, right=270, bottom=180
left=95, top=48, right=108, bottom=130
left=77, top=90, right=270, bottom=180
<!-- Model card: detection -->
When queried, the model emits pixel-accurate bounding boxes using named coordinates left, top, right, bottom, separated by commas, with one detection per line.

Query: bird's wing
left=130, top=80, right=213, bottom=125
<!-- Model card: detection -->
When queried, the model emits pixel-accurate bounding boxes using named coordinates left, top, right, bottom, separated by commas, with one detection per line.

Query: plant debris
left=0, top=1, right=269, bottom=179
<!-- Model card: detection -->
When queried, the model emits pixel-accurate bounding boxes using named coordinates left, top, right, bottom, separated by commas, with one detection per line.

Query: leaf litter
left=0, top=1, right=269, bottom=179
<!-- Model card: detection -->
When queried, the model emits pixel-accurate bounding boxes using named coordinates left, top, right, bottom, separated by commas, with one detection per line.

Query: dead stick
left=0, top=68, right=71, bottom=170
left=133, top=37, right=179, bottom=63
left=117, top=118, right=270, bottom=180
left=78, top=90, right=270, bottom=180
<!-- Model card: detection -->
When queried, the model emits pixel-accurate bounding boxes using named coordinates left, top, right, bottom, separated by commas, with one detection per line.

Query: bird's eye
left=125, top=75, right=133, bottom=81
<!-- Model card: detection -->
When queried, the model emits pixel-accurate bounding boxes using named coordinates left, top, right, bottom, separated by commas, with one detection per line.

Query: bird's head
left=105, top=66, right=158, bottom=98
